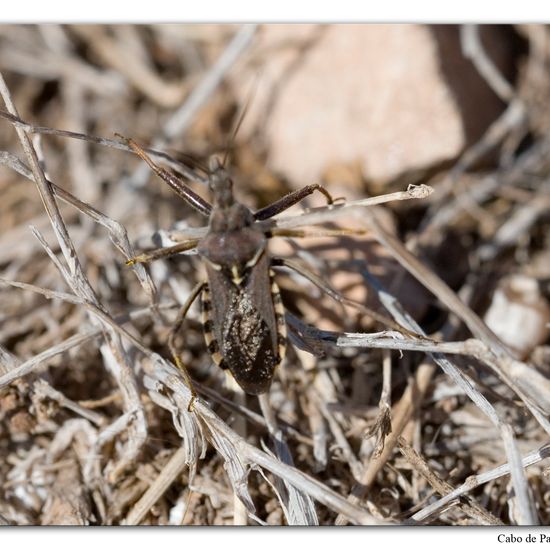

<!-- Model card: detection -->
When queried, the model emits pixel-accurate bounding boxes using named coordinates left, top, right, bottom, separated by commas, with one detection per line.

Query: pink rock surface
left=231, top=24, right=502, bottom=186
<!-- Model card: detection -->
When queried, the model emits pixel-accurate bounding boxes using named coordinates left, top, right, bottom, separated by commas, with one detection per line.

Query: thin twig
left=461, top=25, right=515, bottom=102
left=397, top=437, right=503, bottom=525
left=127, top=24, right=257, bottom=188
left=409, top=444, right=550, bottom=523
left=124, top=446, right=189, bottom=526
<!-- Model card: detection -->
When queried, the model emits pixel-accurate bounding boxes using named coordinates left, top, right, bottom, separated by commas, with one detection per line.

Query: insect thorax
left=197, top=203, right=266, bottom=283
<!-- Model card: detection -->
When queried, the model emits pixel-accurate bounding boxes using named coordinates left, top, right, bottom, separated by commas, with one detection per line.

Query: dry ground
left=0, top=24, right=549, bottom=526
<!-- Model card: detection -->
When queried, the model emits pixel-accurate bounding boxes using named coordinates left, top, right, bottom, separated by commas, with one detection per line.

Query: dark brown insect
left=196, top=158, right=287, bottom=395
left=124, top=138, right=337, bottom=405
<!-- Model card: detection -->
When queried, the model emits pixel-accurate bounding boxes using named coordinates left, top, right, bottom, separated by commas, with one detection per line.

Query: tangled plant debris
left=0, top=24, right=549, bottom=526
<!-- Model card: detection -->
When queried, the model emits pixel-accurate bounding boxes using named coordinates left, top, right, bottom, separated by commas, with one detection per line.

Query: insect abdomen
left=201, top=265, right=286, bottom=395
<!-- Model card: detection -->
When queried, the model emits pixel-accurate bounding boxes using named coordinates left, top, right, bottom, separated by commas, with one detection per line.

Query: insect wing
left=203, top=254, right=284, bottom=394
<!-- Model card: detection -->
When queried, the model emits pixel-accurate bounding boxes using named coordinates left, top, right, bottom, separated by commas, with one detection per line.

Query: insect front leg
left=254, top=184, right=338, bottom=221
left=119, top=135, right=213, bottom=217
left=126, top=239, right=200, bottom=266
left=168, top=281, right=205, bottom=411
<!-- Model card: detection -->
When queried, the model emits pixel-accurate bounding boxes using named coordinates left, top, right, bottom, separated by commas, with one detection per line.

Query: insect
left=123, top=137, right=344, bottom=407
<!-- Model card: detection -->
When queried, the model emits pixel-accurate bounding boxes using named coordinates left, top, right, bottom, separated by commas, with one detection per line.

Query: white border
left=1, top=1, right=550, bottom=544
left=5, top=526, right=550, bottom=550
left=1, top=0, right=550, bottom=23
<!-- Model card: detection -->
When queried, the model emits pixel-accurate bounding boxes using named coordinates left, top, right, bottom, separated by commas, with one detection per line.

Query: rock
left=484, top=274, right=550, bottom=359
left=231, top=24, right=514, bottom=187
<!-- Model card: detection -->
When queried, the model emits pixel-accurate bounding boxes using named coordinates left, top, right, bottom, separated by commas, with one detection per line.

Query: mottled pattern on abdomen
left=221, top=287, right=278, bottom=394
left=200, top=270, right=287, bottom=395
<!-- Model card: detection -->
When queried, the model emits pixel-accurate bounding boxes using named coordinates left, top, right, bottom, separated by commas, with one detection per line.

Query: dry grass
left=0, top=24, right=549, bottom=526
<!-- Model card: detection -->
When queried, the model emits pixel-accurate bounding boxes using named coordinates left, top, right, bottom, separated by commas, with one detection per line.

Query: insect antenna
left=221, top=75, right=260, bottom=168
left=170, top=150, right=210, bottom=180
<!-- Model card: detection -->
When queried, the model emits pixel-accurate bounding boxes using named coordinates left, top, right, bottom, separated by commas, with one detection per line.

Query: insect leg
left=120, top=135, right=213, bottom=217
left=271, top=257, right=350, bottom=306
left=267, top=227, right=366, bottom=239
left=126, top=239, right=200, bottom=266
left=271, top=257, right=420, bottom=336
left=254, top=184, right=337, bottom=221
left=168, top=281, right=205, bottom=411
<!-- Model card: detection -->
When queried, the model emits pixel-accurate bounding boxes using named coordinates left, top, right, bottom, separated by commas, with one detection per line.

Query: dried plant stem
left=461, top=25, right=515, bottom=102
left=0, top=76, right=91, bottom=299
left=162, top=185, right=433, bottom=246
left=128, top=24, right=257, bottom=188
left=196, top=400, right=385, bottom=526
left=363, top=208, right=550, bottom=427
left=0, top=149, right=157, bottom=304
left=227, top=377, right=249, bottom=526
left=0, top=110, right=206, bottom=183
left=334, top=361, right=436, bottom=525
left=368, top=269, right=540, bottom=524
left=33, top=380, right=105, bottom=426
left=258, top=393, right=318, bottom=525
left=142, top=354, right=382, bottom=525
left=162, top=25, right=257, bottom=141
left=409, top=444, right=550, bottom=523
left=195, top=381, right=310, bottom=444
left=0, top=278, right=150, bottom=356
left=0, top=300, right=173, bottom=389
left=499, top=424, right=538, bottom=525
left=124, top=447, right=189, bottom=526
left=397, top=437, right=503, bottom=525
left=0, top=71, right=147, bottom=478
left=259, top=185, right=433, bottom=231
left=332, top=254, right=540, bottom=525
